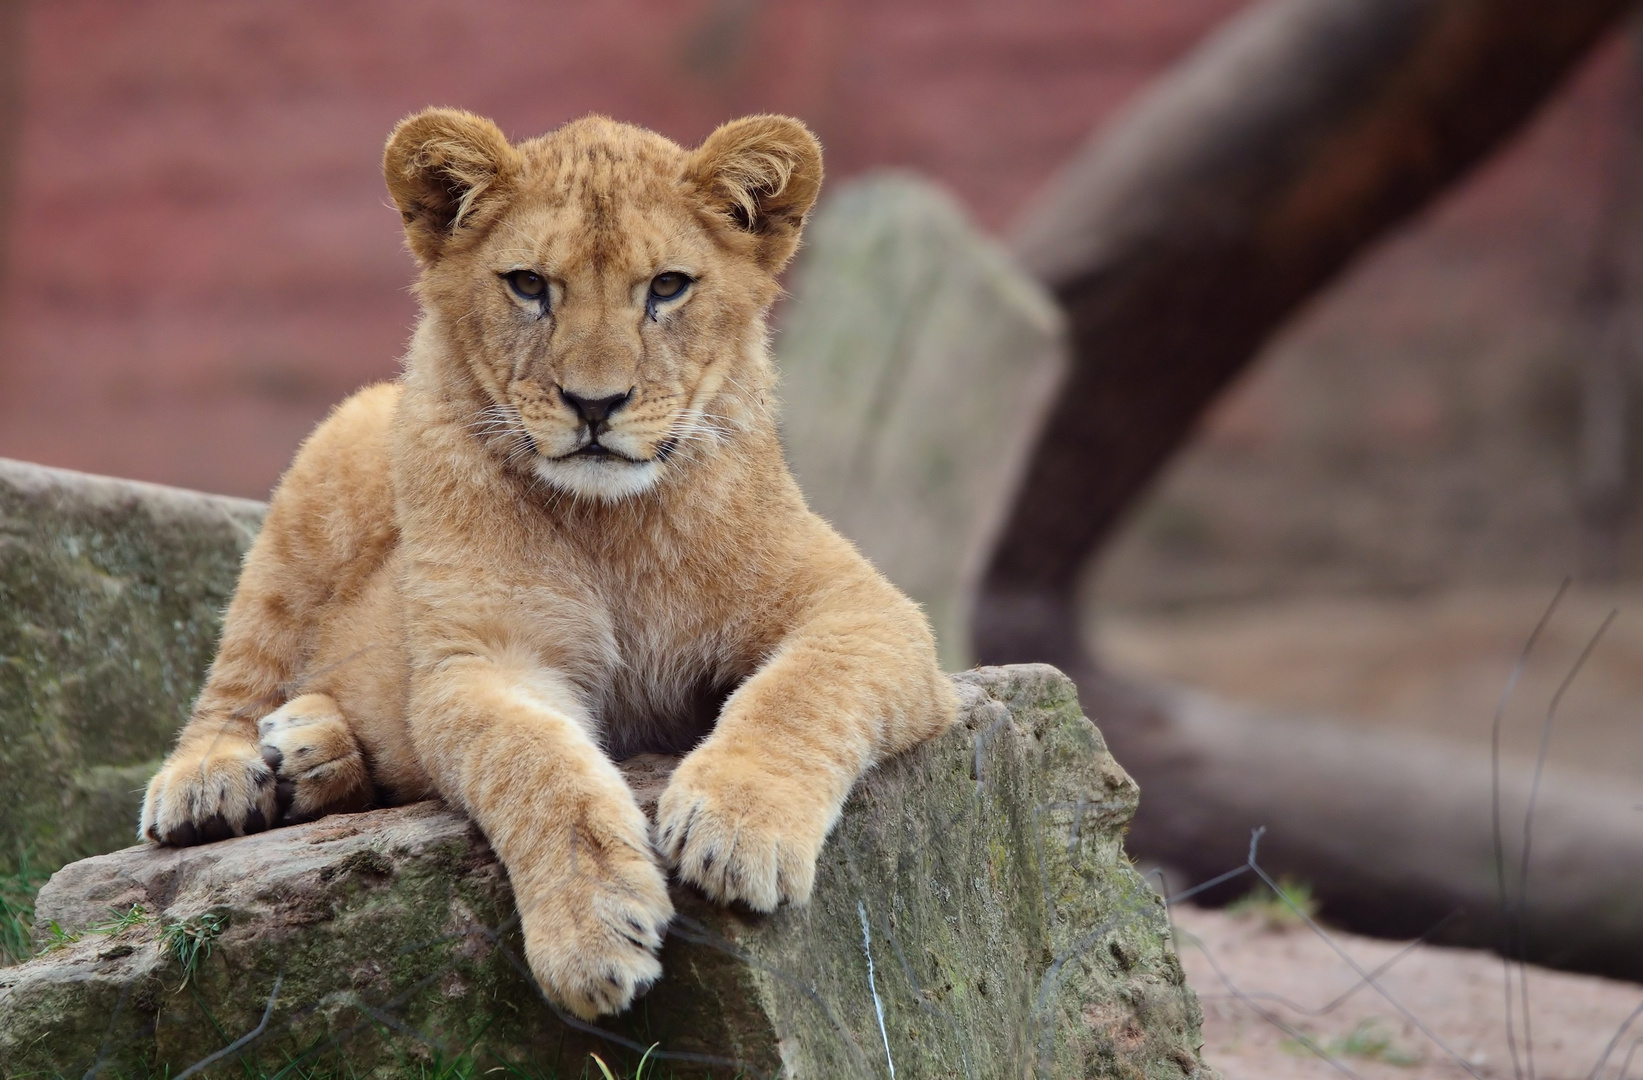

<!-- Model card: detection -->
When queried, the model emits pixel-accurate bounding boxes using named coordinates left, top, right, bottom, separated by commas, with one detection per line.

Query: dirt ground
left=1175, top=903, right=1643, bottom=1080
left=1093, top=586, right=1643, bottom=1077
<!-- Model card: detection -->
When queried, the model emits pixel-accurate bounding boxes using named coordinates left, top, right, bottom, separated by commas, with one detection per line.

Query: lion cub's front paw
left=520, top=808, right=674, bottom=1020
left=140, top=738, right=277, bottom=846
left=655, top=750, right=834, bottom=912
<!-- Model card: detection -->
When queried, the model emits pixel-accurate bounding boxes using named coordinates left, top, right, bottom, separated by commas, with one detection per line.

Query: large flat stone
left=777, top=175, right=1067, bottom=670
left=1, top=665, right=1210, bottom=1079
left=0, top=458, right=265, bottom=876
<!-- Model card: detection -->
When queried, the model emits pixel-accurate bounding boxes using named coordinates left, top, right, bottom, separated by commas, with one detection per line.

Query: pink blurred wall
left=0, top=0, right=1625, bottom=501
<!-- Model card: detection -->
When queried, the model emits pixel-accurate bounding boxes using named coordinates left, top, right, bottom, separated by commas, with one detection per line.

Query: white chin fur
left=533, top=455, right=663, bottom=501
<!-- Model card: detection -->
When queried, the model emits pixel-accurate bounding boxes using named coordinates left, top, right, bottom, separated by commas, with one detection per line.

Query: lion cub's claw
left=655, top=755, right=826, bottom=913
left=523, top=829, right=673, bottom=1020
left=139, top=739, right=278, bottom=846
left=533, top=914, right=667, bottom=1020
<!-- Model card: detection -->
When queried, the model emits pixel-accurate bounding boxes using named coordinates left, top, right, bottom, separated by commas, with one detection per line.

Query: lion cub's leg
left=256, top=693, right=372, bottom=824
left=657, top=577, right=957, bottom=913
left=141, top=383, right=400, bottom=848
left=408, top=657, right=673, bottom=1019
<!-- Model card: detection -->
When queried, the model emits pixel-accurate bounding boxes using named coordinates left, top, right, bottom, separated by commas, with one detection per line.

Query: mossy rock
left=0, top=665, right=1211, bottom=1078
left=777, top=174, right=1067, bottom=670
left=0, top=458, right=265, bottom=877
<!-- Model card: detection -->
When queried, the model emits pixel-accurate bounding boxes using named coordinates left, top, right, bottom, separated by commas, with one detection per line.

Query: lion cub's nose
left=560, top=388, right=633, bottom=432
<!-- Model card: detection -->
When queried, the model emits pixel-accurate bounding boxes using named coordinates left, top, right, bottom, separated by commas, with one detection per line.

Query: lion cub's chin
left=532, top=454, right=666, bottom=501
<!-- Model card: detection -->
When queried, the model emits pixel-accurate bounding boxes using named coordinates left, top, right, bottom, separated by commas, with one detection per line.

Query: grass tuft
left=1226, top=874, right=1320, bottom=930
left=1281, top=1017, right=1422, bottom=1067
left=39, top=903, right=153, bottom=955
left=590, top=1043, right=660, bottom=1080
left=0, top=848, right=51, bottom=965
left=160, top=909, right=228, bottom=988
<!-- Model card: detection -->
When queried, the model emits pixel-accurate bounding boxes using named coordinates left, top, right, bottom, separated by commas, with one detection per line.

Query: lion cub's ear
left=687, top=115, right=823, bottom=271
left=384, top=108, right=521, bottom=264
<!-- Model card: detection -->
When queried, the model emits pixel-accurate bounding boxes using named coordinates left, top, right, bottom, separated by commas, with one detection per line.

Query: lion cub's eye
left=503, top=270, right=547, bottom=304
left=649, top=273, right=690, bottom=301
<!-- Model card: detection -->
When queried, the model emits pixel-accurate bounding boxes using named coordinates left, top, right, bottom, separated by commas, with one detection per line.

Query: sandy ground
left=1093, top=585, right=1643, bottom=783
left=1175, top=903, right=1643, bottom=1080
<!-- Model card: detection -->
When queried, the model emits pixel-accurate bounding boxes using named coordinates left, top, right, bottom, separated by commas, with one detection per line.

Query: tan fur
left=139, top=109, right=957, bottom=1019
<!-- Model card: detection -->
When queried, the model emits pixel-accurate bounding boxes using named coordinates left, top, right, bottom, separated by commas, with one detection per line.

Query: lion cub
left=138, top=109, right=956, bottom=1018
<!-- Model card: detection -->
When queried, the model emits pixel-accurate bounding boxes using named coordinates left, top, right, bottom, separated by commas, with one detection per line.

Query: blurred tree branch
left=968, top=0, right=1643, bottom=969
left=974, top=0, right=1639, bottom=674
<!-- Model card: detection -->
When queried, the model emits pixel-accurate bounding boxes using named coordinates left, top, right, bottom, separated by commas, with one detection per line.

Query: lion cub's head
left=384, top=109, right=822, bottom=500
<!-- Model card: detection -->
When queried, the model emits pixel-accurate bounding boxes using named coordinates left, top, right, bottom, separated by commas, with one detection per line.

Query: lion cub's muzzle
left=554, top=386, right=647, bottom=462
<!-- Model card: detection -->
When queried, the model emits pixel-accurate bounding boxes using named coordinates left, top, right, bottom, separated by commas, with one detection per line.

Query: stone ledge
left=0, top=665, right=1209, bottom=1079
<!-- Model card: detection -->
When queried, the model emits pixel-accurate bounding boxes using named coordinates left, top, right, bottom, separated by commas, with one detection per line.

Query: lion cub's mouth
left=528, top=427, right=684, bottom=501
left=557, top=439, right=645, bottom=464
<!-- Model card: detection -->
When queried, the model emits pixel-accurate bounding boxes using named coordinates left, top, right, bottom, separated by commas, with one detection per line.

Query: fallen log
left=1084, top=669, right=1643, bottom=982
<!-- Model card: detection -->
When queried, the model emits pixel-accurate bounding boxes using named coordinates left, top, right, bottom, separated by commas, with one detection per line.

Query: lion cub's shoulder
left=284, top=381, right=400, bottom=497
left=257, top=381, right=403, bottom=574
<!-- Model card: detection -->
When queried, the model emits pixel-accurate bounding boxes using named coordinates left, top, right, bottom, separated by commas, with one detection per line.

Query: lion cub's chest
left=572, top=570, right=751, bottom=758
